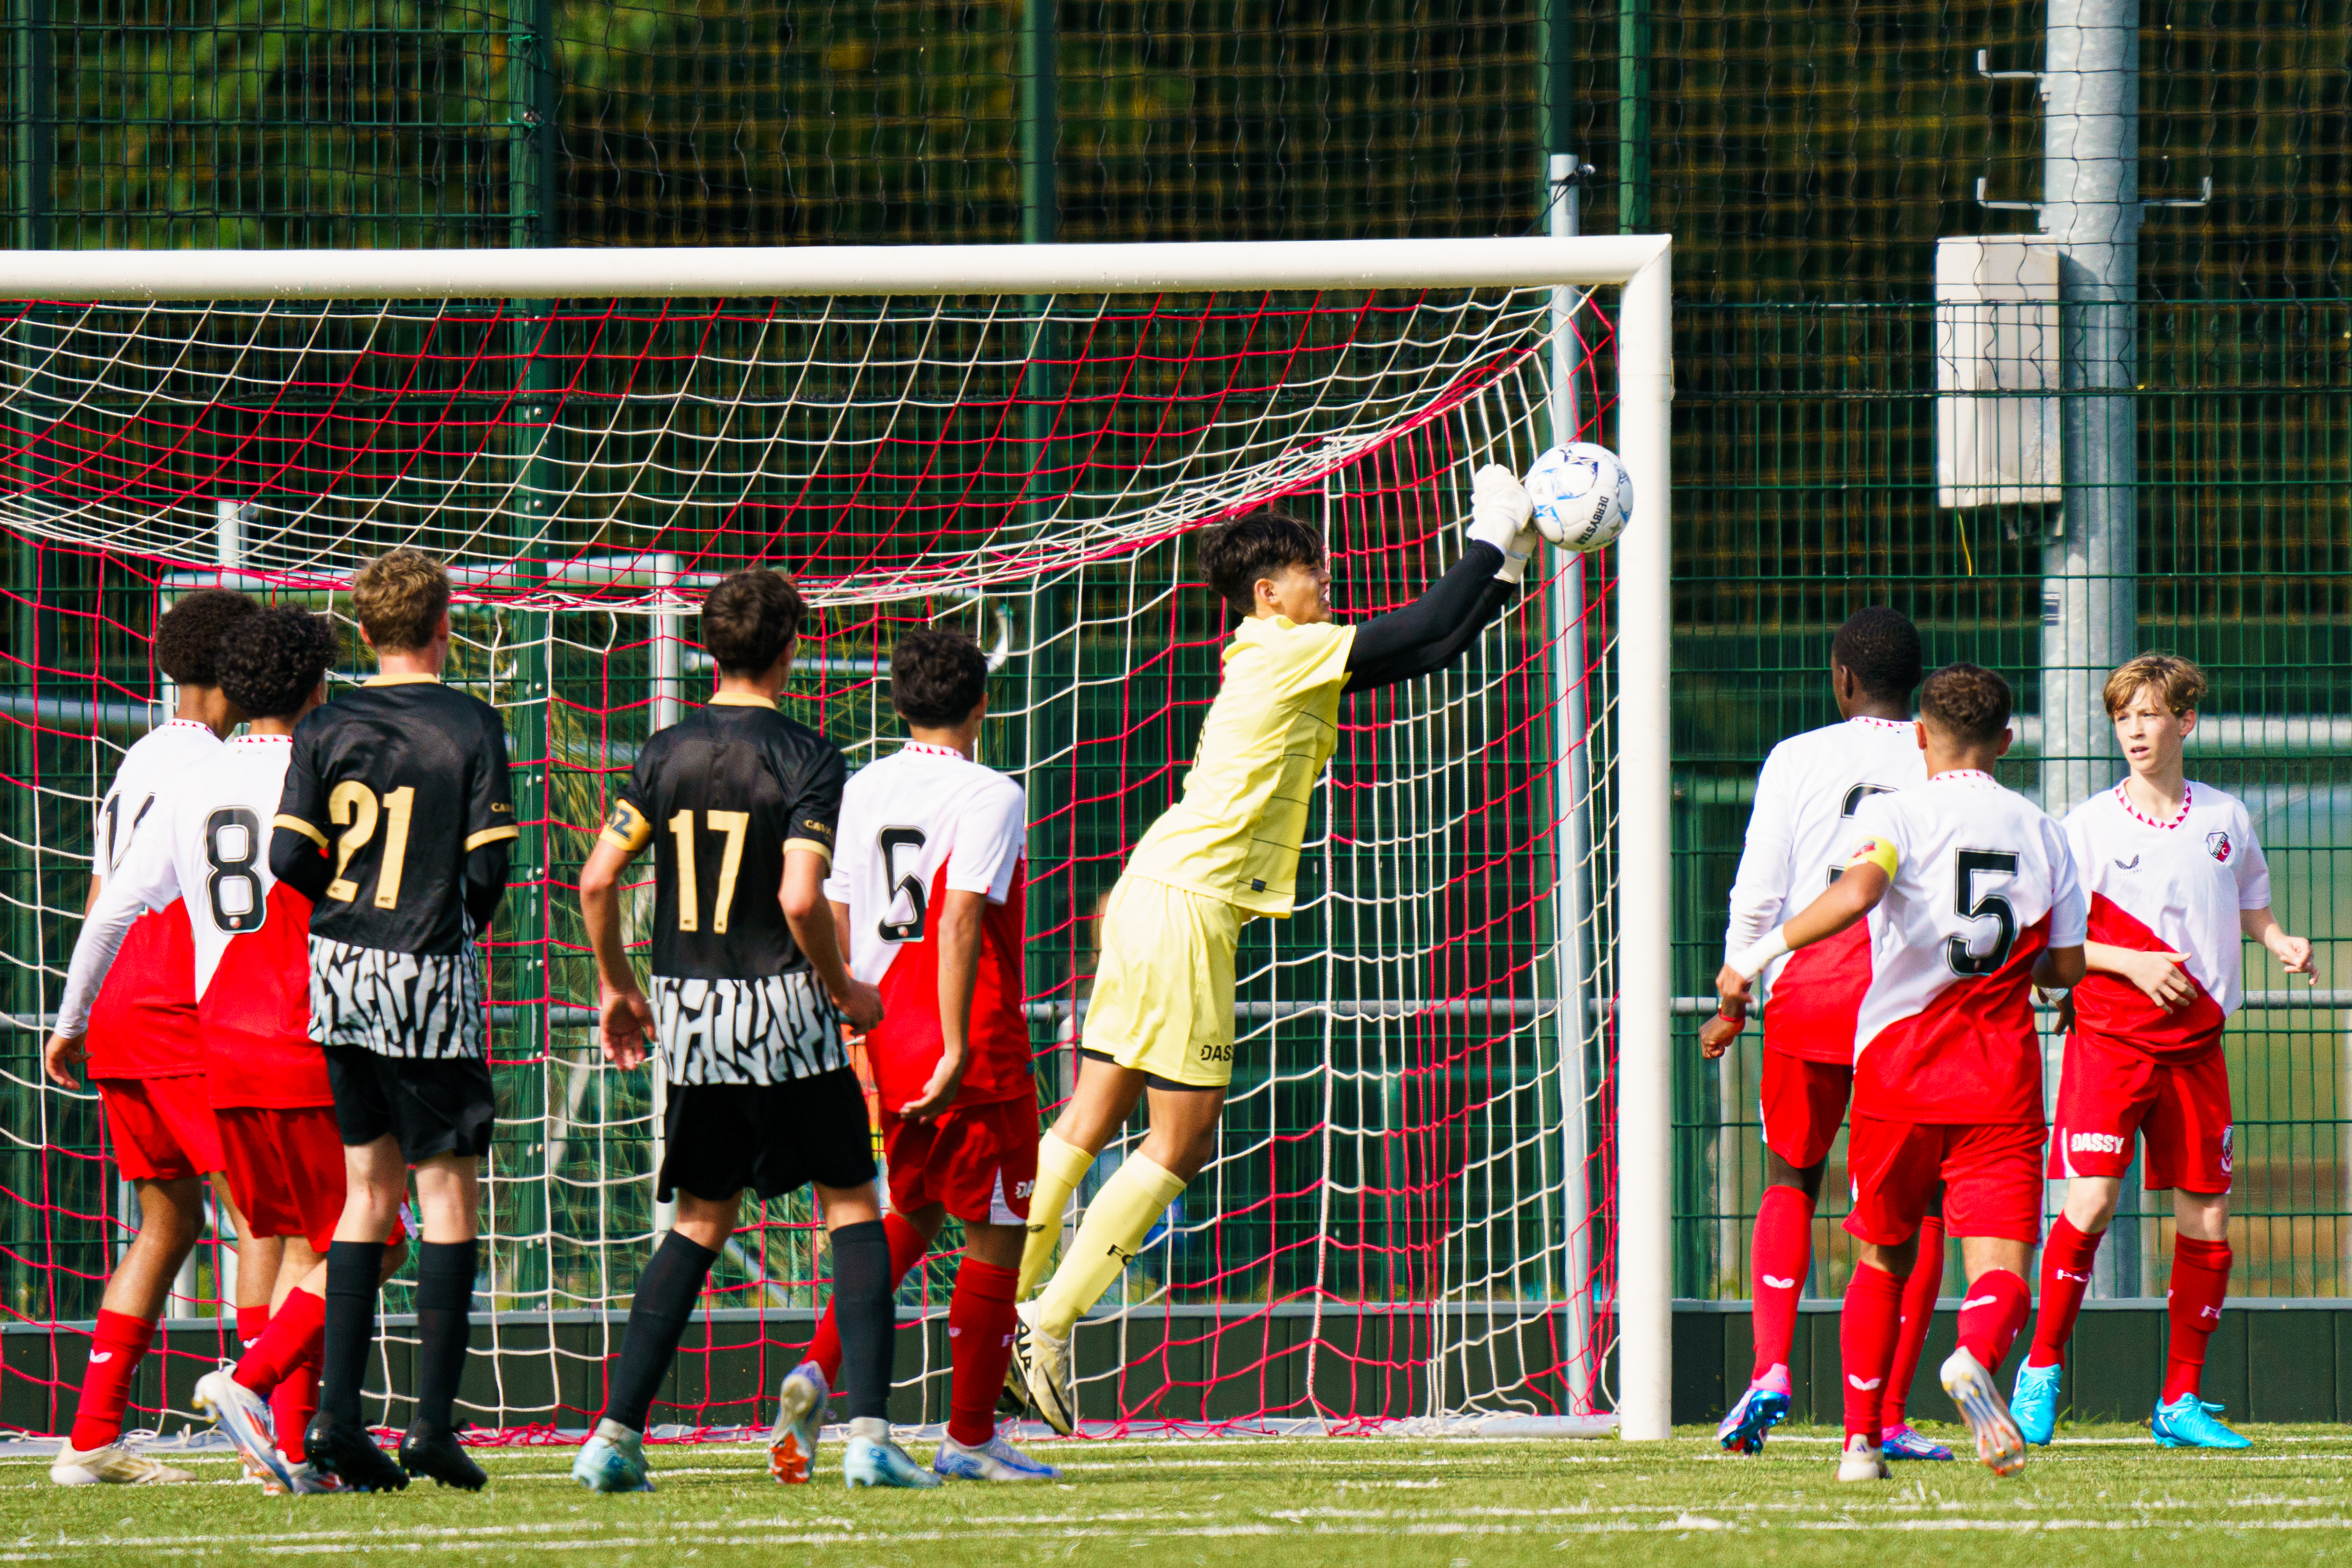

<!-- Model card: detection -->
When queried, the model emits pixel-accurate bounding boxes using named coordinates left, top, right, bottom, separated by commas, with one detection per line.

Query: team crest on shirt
left=2206, top=830, right=2233, bottom=863
left=2114, top=854, right=2140, bottom=871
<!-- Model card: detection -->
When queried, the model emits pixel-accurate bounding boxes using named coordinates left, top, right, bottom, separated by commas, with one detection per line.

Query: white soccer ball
left=1525, top=442, right=1634, bottom=553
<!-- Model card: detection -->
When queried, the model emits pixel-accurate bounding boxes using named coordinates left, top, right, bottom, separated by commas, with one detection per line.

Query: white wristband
left=1731, top=926, right=1791, bottom=984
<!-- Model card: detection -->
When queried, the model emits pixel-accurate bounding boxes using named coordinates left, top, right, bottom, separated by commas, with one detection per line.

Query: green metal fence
left=1673, top=297, right=2352, bottom=1302
left=3, top=0, right=2351, bottom=1338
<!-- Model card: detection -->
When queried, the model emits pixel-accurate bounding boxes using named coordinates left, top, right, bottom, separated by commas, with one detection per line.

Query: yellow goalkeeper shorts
left=1080, top=874, right=1245, bottom=1089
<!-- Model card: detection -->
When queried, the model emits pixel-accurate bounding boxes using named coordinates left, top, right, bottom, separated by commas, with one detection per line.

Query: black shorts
left=657, top=1068, right=876, bottom=1205
left=1080, top=1047, right=1218, bottom=1094
left=326, top=1047, right=498, bottom=1163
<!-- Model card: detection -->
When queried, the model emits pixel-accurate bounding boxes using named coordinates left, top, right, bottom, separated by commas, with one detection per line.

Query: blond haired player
left=1720, top=664, right=2086, bottom=1482
left=1013, top=465, right=1550, bottom=1432
left=2011, top=654, right=2314, bottom=1451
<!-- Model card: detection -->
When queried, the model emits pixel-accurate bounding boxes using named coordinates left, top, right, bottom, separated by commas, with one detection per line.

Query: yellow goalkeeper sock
left=1018, top=1132, right=1096, bottom=1299
left=1035, top=1151, right=1186, bottom=1339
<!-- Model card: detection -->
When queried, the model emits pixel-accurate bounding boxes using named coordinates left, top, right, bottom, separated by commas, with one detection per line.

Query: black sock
left=412, top=1239, right=479, bottom=1431
left=602, top=1231, right=720, bottom=1433
left=321, top=1240, right=387, bottom=1427
left=831, top=1220, right=895, bottom=1423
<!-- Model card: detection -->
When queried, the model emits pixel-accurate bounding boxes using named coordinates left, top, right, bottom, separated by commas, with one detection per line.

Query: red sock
left=1840, top=1262, right=1907, bottom=1442
left=69, top=1310, right=156, bottom=1451
left=272, top=1361, right=319, bottom=1463
left=235, top=1287, right=325, bottom=1396
left=1882, top=1214, right=1945, bottom=1430
left=2163, top=1236, right=2231, bottom=1403
left=946, top=1256, right=1018, bottom=1448
left=2028, top=1215, right=2106, bottom=1369
left=1958, top=1268, right=2030, bottom=1371
left=1749, top=1185, right=1814, bottom=1382
left=805, top=1211, right=929, bottom=1383
left=236, top=1303, right=271, bottom=1350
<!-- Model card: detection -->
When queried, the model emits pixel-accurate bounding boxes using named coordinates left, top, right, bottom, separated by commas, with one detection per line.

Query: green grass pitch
left=9, top=1424, right=2352, bottom=1564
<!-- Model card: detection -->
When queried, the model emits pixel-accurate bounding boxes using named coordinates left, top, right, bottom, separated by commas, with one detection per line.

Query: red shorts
left=216, top=1106, right=348, bottom=1252
left=1759, top=1049, right=1853, bottom=1169
left=1844, top=1114, right=2044, bottom=1246
left=882, top=1096, right=1039, bottom=1229
left=2049, top=1033, right=2233, bottom=1195
left=98, top=1074, right=222, bottom=1181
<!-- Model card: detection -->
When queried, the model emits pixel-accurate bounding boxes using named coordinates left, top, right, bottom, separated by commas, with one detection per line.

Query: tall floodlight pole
left=2039, top=0, right=2139, bottom=820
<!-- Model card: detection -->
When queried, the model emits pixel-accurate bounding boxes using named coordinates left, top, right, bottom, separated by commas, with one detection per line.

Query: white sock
left=849, top=1416, right=890, bottom=1444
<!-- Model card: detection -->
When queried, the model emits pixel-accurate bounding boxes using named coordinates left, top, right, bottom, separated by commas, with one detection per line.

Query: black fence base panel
left=1674, top=1301, right=2350, bottom=1426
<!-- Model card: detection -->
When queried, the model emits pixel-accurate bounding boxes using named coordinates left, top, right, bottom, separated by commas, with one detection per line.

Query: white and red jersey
left=81, top=718, right=220, bottom=1080
left=2063, top=779, right=2270, bottom=1061
left=825, top=742, right=1032, bottom=1115
left=1723, top=715, right=1926, bottom=1061
left=1845, top=770, right=2086, bottom=1124
left=60, top=734, right=328, bottom=1109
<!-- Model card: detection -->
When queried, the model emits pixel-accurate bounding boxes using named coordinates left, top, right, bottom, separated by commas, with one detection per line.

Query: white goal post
left=0, top=235, right=1674, bottom=1440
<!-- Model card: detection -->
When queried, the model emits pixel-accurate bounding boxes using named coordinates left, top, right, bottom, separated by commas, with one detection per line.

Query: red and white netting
left=0, top=282, right=1617, bottom=1437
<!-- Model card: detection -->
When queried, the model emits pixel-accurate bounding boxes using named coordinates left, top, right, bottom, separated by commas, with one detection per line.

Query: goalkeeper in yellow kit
left=1014, top=462, right=1551, bottom=1431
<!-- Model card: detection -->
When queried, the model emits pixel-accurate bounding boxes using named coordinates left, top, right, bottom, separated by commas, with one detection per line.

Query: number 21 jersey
left=276, top=674, right=517, bottom=1060
left=1845, top=769, right=2086, bottom=1124
left=603, top=693, right=848, bottom=1085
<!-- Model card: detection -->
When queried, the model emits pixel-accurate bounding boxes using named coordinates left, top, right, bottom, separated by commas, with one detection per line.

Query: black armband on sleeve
left=270, top=826, right=331, bottom=904
left=1344, top=542, right=1517, bottom=693
left=464, top=838, right=511, bottom=930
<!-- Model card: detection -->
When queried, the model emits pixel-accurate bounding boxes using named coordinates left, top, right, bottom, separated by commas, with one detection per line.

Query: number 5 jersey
left=1843, top=769, right=2087, bottom=1124
left=601, top=692, right=847, bottom=1085
left=823, top=741, right=1032, bottom=1117
left=59, top=733, right=328, bottom=1108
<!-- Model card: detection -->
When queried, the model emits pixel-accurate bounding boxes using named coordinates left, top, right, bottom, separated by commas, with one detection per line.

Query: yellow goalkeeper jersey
left=1122, top=612, right=1357, bottom=917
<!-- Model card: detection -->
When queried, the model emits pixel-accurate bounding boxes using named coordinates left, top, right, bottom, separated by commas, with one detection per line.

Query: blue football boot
left=1879, top=1422, right=1955, bottom=1461
left=1715, top=1366, right=1792, bottom=1455
left=2011, top=1360, right=2062, bottom=1446
left=932, top=1430, right=1060, bottom=1482
left=571, top=1419, right=655, bottom=1493
left=2152, top=1394, right=2251, bottom=1449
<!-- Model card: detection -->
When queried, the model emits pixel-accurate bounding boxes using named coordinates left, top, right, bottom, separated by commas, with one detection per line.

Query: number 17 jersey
left=1845, top=770, right=2086, bottom=1124
left=603, top=692, right=848, bottom=1085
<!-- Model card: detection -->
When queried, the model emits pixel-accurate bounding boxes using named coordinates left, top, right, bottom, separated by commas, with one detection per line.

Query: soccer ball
left=1525, top=442, right=1634, bottom=553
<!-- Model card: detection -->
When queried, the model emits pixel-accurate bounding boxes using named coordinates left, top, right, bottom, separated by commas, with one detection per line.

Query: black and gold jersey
left=603, top=694, right=844, bottom=982
left=276, top=675, right=518, bottom=957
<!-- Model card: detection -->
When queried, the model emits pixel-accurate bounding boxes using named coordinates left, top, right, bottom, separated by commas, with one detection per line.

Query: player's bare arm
left=897, top=887, right=985, bottom=1122
left=579, top=835, right=654, bottom=1070
left=783, top=848, right=883, bottom=1032
left=2243, top=905, right=2317, bottom=983
left=1717, top=859, right=1890, bottom=1015
left=2083, top=941, right=2198, bottom=1011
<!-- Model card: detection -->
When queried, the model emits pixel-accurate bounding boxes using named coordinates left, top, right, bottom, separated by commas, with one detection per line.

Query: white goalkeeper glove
left=1466, top=463, right=1541, bottom=585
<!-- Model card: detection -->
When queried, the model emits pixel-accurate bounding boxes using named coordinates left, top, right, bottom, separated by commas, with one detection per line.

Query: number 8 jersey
left=1844, top=769, right=2087, bottom=1124
left=58, top=734, right=328, bottom=1108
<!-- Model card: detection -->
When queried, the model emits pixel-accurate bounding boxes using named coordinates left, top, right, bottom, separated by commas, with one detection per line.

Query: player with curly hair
left=1719, top=664, right=2087, bottom=1482
left=44, top=587, right=258, bottom=1486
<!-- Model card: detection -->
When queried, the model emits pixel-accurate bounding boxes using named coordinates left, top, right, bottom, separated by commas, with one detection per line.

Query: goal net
left=0, top=240, right=1667, bottom=1440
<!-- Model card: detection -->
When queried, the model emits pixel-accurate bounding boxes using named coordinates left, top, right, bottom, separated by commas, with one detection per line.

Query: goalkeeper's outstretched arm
left=1345, top=465, right=1538, bottom=693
